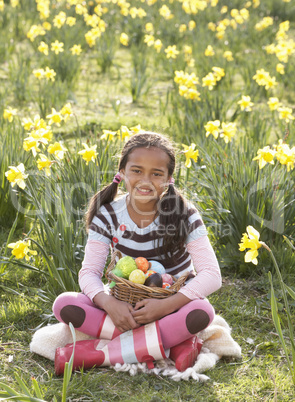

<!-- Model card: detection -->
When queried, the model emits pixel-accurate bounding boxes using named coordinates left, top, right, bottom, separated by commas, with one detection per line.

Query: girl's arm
left=178, top=235, right=222, bottom=300
left=79, top=239, right=139, bottom=332
left=78, top=239, right=110, bottom=300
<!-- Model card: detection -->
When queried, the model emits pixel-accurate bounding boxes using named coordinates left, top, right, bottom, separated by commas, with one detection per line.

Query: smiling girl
left=53, top=132, right=222, bottom=375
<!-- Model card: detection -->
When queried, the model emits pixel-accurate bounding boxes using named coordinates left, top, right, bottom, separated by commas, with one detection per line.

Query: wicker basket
left=106, top=250, right=189, bottom=306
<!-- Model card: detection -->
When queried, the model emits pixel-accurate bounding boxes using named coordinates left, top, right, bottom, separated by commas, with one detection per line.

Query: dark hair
left=85, top=132, right=190, bottom=261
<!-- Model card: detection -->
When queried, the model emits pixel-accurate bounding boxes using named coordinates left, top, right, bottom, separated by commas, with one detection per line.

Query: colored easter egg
left=115, top=256, right=137, bottom=278
left=129, top=269, right=146, bottom=284
left=161, top=273, right=173, bottom=285
left=145, top=270, right=156, bottom=278
left=144, top=273, right=163, bottom=288
left=162, top=282, right=171, bottom=289
left=135, top=257, right=149, bottom=273
left=148, top=260, right=166, bottom=275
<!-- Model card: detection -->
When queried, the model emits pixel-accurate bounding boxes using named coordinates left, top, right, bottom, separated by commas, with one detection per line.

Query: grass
left=1, top=263, right=294, bottom=401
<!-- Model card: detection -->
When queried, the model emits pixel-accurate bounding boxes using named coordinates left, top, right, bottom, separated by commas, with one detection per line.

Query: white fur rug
left=30, top=315, right=241, bottom=382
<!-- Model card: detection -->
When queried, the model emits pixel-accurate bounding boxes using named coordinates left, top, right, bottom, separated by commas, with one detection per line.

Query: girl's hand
left=104, top=297, right=140, bottom=333
left=132, top=293, right=192, bottom=325
left=132, top=299, right=169, bottom=324
left=93, top=293, right=140, bottom=333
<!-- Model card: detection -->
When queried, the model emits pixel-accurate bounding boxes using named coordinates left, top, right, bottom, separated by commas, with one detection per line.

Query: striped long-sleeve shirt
left=79, top=193, right=221, bottom=301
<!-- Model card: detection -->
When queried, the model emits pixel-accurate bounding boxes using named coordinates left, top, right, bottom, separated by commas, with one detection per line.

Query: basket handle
left=105, top=249, right=122, bottom=276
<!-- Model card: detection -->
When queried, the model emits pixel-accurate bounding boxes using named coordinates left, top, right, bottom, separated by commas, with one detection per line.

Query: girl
left=53, top=132, right=221, bottom=374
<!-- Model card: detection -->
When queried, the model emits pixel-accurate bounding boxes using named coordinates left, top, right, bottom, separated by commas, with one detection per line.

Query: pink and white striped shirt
left=79, top=194, right=221, bottom=301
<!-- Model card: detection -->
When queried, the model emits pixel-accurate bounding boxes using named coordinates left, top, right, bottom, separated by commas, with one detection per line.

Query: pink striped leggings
left=53, top=292, right=215, bottom=350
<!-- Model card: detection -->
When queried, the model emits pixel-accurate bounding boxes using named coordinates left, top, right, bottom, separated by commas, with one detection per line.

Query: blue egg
left=149, top=260, right=166, bottom=275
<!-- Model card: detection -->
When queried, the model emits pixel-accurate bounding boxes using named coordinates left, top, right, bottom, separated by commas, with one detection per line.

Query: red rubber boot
left=169, top=336, right=203, bottom=372
left=55, top=339, right=110, bottom=376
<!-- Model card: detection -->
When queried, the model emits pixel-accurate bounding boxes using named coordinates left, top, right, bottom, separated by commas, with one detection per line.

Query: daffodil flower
left=274, top=140, right=295, bottom=172
left=5, top=163, right=28, bottom=189
left=204, top=120, right=220, bottom=139
left=37, top=154, right=53, bottom=176
left=220, top=122, right=237, bottom=143
left=78, top=143, right=98, bottom=165
left=118, top=126, right=131, bottom=141
left=8, top=239, right=37, bottom=261
left=182, top=143, right=199, bottom=168
left=46, top=108, right=63, bottom=126
left=253, top=146, right=276, bottom=169
left=100, top=130, right=117, bottom=141
left=238, top=95, right=254, bottom=112
left=3, top=107, right=17, bottom=122
left=48, top=142, right=68, bottom=160
left=239, top=226, right=263, bottom=265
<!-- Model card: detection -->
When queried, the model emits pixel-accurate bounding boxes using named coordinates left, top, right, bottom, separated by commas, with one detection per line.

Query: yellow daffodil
left=46, top=108, right=62, bottom=126
left=159, top=5, right=174, bottom=20
left=118, top=125, right=131, bottom=141
left=44, top=66, right=56, bottom=82
left=66, top=17, right=76, bottom=26
left=22, top=117, right=34, bottom=131
left=51, top=40, right=64, bottom=55
left=120, top=33, right=129, bottom=46
left=220, top=122, right=237, bottom=143
left=38, top=41, right=49, bottom=55
left=204, top=120, right=220, bottom=139
left=42, top=22, right=51, bottom=31
left=31, top=127, right=52, bottom=143
left=27, top=24, right=46, bottom=42
left=33, top=68, right=45, bottom=80
left=70, top=44, right=82, bottom=55
left=204, top=45, right=215, bottom=57
left=223, top=51, right=234, bottom=61
left=278, top=107, right=294, bottom=123
left=202, top=72, right=217, bottom=90
left=130, top=124, right=143, bottom=134
left=252, top=146, right=276, bottom=169
left=165, top=45, right=179, bottom=59
left=145, top=23, right=154, bottom=33
left=182, top=143, right=199, bottom=168
left=144, top=34, right=155, bottom=47
left=53, top=11, right=66, bottom=29
left=267, top=97, right=281, bottom=111
left=37, top=154, right=53, bottom=176
left=208, top=22, right=216, bottom=32
left=48, top=142, right=67, bottom=160
left=238, top=95, right=254, bottom=111
left=3, top=107, right=17, bottom=122
left=188, top=20, right=196, bottom=31
left=212, top=67, right=225, bottom=81
left=78, top=143, right=98, bottom=165
left=23, top=137, right=40, bottom=156
left=60, top=103, right=73, bottom=121
left=239, top=226, right=263, bottom=265
left=179, top=24, right=187, bottom=33
left=8, top=239, right=37, bottom=261
left=252, top=69, right=276, bottom=89
left=154, top=39, right=163, bottom=53
left=5, top=163, right=28, bottom=189
left=274, top=140, right=295, bottom=172
left=100, top=129, right=117, bottom=141
left=276, top=63, right=285, bottom=75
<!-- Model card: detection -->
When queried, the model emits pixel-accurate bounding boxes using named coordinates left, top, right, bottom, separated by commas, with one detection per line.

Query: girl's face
left=120, top=147, right=171, bottom=208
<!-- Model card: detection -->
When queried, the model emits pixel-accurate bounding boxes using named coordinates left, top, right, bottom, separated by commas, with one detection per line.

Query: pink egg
left=161, top=273, right=173, bottom=285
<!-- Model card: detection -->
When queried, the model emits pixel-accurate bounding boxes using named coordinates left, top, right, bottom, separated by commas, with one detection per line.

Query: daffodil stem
left=263, top=243, right=295, bottom=383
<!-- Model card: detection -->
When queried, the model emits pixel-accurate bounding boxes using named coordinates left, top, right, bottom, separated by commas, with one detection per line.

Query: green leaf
left=284, top=284, right=295, bottom=300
